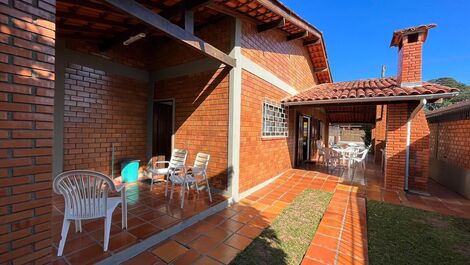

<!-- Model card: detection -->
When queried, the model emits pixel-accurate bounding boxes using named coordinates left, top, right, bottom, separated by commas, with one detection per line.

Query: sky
left=282, top=0, right=470, bottom=84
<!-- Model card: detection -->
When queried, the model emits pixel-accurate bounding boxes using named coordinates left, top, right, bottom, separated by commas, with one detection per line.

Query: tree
left=426, top=77, right=470, bottom=110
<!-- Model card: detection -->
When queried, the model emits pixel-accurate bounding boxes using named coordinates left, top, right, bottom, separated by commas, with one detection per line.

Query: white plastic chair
left=324, top=148, right=341, bottom=168
left=53, top=170, right=127, bottom=256
left=352, top=147, right=370, bottom=169
left=148, top=149, right=188, bottom=194
left=169, top=153, right=212, bottom=208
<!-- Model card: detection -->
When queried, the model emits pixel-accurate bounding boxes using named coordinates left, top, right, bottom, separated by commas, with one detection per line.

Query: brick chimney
left=390, top=24, right=437, bottom=87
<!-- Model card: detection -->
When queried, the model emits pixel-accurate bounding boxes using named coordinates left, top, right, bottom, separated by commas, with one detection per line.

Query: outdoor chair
left=53, top=170, right=127, bottom=256
left=316, top=141, right=325, bottom=164
left=147, top=149, right=188, bottom=194
left=352, top=147, right=370, bottom=169
left=324, top=148, right=341, bottom=168
left=168, top=152, right=212, bottom=208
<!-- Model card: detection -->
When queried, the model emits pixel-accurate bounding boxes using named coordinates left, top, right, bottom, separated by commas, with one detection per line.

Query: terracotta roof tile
left=282, top=77, right=459, bottom=104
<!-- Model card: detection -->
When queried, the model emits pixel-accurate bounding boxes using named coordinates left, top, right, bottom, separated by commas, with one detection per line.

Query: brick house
left=0, top=0, right=458, bottom=263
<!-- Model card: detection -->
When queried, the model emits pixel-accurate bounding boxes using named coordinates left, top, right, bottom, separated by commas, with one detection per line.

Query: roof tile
left=283, top=77, right=458, bottom=103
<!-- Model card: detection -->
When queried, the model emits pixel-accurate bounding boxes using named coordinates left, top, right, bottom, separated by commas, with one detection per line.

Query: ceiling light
left=123, top=33, right=146, bottom=46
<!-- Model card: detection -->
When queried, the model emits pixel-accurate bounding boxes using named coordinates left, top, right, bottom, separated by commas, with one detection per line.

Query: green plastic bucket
left=121, top=159, right=140, bottom=183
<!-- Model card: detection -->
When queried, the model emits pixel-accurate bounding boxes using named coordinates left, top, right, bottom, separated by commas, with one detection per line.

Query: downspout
left=405, top=99, right=427, bottom=191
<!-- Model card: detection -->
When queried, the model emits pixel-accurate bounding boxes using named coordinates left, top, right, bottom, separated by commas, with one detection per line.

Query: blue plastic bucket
left=121, top=159, right=140, bottom=183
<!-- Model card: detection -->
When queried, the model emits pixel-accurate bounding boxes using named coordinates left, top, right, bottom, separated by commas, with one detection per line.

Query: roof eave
left=282, top=92, right=459, bottom=106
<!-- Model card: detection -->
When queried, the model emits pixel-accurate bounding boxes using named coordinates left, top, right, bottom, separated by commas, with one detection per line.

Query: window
left=262, top=99, right=288, bottom=137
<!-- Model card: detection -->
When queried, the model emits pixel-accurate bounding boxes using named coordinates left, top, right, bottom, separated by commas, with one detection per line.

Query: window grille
left=262, top=99, right=288, bottom=137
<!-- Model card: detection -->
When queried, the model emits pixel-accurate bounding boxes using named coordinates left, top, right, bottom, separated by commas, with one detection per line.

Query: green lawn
left=367, top=200, right=470, bottom=265
left=230, top=189, right=332, bottom=265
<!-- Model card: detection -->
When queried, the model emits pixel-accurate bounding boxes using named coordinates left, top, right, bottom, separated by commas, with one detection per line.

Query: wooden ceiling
left=325, top=105, right=377, bottom=124
left=56, top=0, right=332, bottom=83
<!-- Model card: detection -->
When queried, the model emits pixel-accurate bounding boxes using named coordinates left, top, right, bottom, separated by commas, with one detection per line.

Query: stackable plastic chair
left=352, top=147, right=370, bottom=169
left=53, top=170, right=127, bottom=256
left=169, top=153, right=212, bottom=208
left=147, top=149, right=188, bottom=193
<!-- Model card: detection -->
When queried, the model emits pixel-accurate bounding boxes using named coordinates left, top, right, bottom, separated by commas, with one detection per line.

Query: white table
left=332, top=147, right=357, bottom=168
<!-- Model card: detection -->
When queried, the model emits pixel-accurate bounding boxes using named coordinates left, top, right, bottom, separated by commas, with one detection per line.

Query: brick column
left=385, top=103, right=431, bottom=191
left=0, top=1, right=56, bottom=264
left=373, top=105, right=387, bottom=163
left=408, top=108, right=430, bottom=190
left=384, top=104, right=407, bottom=190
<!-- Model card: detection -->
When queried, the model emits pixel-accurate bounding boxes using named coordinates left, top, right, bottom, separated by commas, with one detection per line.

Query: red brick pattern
left=373, top=105, right=387, bottom=163
left=408, top=108, right=430, bottom=190
left=239, top=70, right=295, bottom=192
left=430, top=120, right=470, bottom=170
left=241, top=21, right=316, bottom=91
left=397, top=34, right=423, bottom=85
left=384, top=104, right=408, bottom=190
left=63, top=63, right=148, bottom=175
left=0, top=1, right=56, bottom=264
left=155, top=69, right=229, bottom=190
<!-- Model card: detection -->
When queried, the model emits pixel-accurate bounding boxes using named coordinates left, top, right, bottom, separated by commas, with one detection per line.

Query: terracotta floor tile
left=306, top=245, right=336, bottom=265
left=217, top=219, right=244, bottom=233
left=312, top=233, right=338, bottom=251
left=236, top=225, right=262, bottom=239
left=247, top=215, right=271, bottom=229
left=205, top=227, right=233, bottom=242
left=128, top=223, right=161, bottom=240
left=194, top=256, right=223, bottom=265
left=316, top=225, right=341, bottom=238
left=205, top=213, right=226, bottom=225
left=138, top=210, right=166, bottom=221
left=224, top=233, right=252, bottom=250
left=217, top=208, right=238, bottom=219
left=61, top=233, right=96, bottom=256
left=172, top=249, right=200, bottom=265
left=172, top=227, right=200, bottom=245
left=151, top=240, right=188, bottom=263
left=152, top=214, right=179, bottom=229
left=301, top=257, right=325, bottom=265
left=107, top=231, right=137, bottom=252
left=191, top=221, right=214, bottom=234
left=188, top=235, right=220, bottom=253
left=208, top=243, right=240, bottom=264
left=121, top=251, right=160, bottom=265
left=66, top=243, right=110, bottom=265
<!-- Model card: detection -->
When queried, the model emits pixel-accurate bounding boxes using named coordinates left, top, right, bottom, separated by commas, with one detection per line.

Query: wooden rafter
left=287, top=30, right=308, bottom=41
left=104, top=0, right=236, bottom=67
left=257, top=18, right=285, bottom=32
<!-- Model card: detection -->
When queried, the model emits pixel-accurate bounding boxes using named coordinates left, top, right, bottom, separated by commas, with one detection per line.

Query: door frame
left=295, top=113, right=312, bottom=166
left=153, top=98, right=176, bottom=156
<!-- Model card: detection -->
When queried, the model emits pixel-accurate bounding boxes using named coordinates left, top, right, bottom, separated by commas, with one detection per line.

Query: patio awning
left=282, top=77, right=459, bottom=106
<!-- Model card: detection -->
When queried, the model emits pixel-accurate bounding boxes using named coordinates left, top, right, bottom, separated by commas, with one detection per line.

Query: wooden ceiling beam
left=304, top=38, right=320, bottom=46
left=104, top=0, right=235, bottom=67
left=206, top=3, right=260, bottom=25
left=56, top=11, right=133, bottom=28
left=257, top=18, right=285, bottom=32
left=287, top=30, right=308, bottom=41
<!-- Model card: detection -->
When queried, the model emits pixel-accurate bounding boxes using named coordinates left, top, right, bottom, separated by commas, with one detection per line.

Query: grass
left=367, top=200, right=470, bottom=265
left=230, top=189, right=332, bottom=265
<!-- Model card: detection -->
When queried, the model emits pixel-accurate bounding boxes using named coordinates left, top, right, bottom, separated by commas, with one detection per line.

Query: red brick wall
left=385, top=104, right=430, bottom=191
left=408, top=108, right=430, bottom=190
left=241, top=21, right=316, bottom=91
left=0, top=1, right=56, bottom=264
left=384, top=104, right=407, bottom=190
left=63, top=63, right=148, bottom=176
left=430, top=120, right=470, bottom=170
left=155, top=69, right=230, bottom=190
left=397, top=34, right=423, bottom=85
left=239, top=71, right=295, bottom=192
left=373, top=105, right=387, bottom=162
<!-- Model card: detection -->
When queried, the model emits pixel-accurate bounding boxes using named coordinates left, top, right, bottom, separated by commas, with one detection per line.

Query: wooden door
left=152, top=101, right=173, bottom=161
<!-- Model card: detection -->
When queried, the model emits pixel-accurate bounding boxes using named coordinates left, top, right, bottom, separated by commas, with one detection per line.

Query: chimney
left=390, top=24, right=437, bottom=87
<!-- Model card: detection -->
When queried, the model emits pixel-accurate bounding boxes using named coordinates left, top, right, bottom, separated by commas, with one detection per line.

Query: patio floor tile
left=66, top=243, right=110, bottom=265
left=236, top=224, right=262, bottom=239
left=194, top=256, right=223, bottom=265
left=217, top=219, right=244, bottom=233
left=107, top=231, right=137, bottom=252
left=172, top=249, right=200, bottom=265
left=171, top=227, right=200, bottom=245
left=305, top=245, right=336, bottom=264
left=122, top=251, right=161, bottom=265
left=152, top=240, right=188, bottom=263
left=205, top=227, right=233, bottom=242
left=208, top=243, right=240, bottom=264
left=128, top=223, right=161, bottom=240
left=224, top=233, right=252, bottom=250
left=188, top=235, right=220, bottom=253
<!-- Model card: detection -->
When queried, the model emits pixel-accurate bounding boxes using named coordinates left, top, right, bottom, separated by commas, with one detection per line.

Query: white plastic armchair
left=169, top=153, right=212, bottom=208
left=53, top=170, right=127, bottom=256
left=148, top=149, right=188, bottom=194
left=352, top=147, right=370, bottom=169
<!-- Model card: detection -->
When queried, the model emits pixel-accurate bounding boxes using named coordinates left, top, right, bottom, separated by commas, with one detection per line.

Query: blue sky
left=282, top=0, right=470, bottom=84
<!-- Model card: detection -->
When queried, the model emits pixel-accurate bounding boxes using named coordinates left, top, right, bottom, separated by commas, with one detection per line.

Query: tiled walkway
left=51, top=180, right=226, bottom=264
left=124, top=168, right=368, bottom=264
left=364, top=162, right=470, bottom=219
